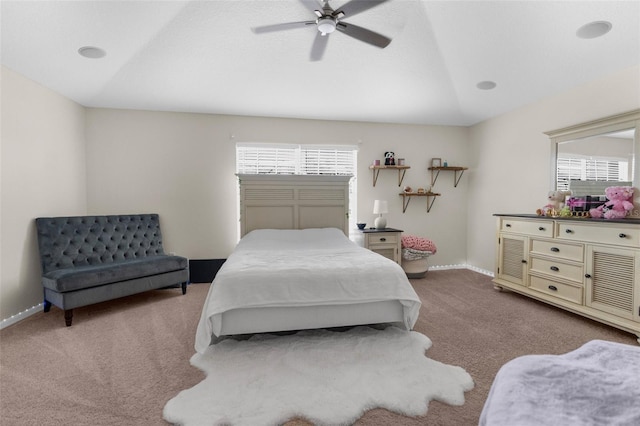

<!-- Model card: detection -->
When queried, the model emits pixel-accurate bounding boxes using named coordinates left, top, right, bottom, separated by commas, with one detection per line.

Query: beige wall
left=85, top=110, right=470, bottom=263
left=2, top=63, right=638, bottom=323
left=466, top=65, right=640, bottom=272
left=0, top=66, right=86, bottom=321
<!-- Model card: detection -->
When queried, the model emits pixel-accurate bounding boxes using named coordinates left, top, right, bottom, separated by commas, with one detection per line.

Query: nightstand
left=360, top=228, right=403, bottom=264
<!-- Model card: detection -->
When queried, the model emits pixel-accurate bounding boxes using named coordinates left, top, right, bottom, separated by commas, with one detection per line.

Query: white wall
left=85, top=110, right=470, bottom=265
left=466, top=65, right=640, bottom=272
left=0, top=66, right=86, bottom=321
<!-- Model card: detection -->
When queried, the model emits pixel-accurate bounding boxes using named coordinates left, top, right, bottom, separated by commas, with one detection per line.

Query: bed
left=479, top=339, right=640, bottom=426
left=194, top=174, right=421, bottom=354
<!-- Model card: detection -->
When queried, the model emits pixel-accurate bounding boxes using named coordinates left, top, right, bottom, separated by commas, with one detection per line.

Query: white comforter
left=195, top=228, right=421, bottom=354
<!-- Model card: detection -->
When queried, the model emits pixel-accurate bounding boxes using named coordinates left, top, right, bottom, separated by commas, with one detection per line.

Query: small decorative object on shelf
left=431, top=158, right=442, bottom=168
left=397, top=158, right=405, bottom=166
left=384, top=151, right=395, bottom=166
left=373, top=159, right=380, bottom=166
left=443, top=159, right=448, bottom=167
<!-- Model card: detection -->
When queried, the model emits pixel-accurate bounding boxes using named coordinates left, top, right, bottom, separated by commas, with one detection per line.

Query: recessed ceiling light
left=576, top=21, right=612, bottom=39
left=476, top=81, right=497, bottom=90
left=78, top=46, right=106, bottom=59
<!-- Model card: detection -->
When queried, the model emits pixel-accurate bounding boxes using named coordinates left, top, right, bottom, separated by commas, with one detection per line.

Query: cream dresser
left=494, top=214, right=640, bottom=344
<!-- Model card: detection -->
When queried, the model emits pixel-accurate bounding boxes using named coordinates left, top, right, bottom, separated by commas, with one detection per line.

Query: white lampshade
left=373, top=200, right=388, bottom=215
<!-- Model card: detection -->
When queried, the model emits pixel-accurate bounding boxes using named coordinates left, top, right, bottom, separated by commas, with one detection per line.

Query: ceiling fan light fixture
left=317, top=17, right=336, bottom=35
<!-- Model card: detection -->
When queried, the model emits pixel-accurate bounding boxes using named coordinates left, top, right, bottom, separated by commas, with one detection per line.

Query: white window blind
left=236, top=143, right=357, bottom=176
left=557, top=156, right=628, bottom=191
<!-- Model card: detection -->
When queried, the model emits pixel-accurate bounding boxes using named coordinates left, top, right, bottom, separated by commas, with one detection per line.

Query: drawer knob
left=550, top=266, right=559, bottom=272
left=550, top=247, right=560, bottom=252
left=585, top=273, right=592, bottom=279
left=548, top=285, right=558, bottom=291
left=538, top=227, right=545, bottom=231
left=380, top=237, right=386, bottom=242
left=505, top=223, right=512, bottom=228
left=565, top=229, right=573, bottom=234
left=521, top=259, right=527, bottom=264
left=619, top=233, right=627, bottom=238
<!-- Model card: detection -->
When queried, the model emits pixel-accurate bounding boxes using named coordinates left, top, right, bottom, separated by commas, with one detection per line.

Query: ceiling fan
left=251, top=0, right=392, bottom=61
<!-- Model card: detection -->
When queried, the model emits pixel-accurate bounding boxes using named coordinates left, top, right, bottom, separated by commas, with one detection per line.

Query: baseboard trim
left=430, top=263, right=495, bottom=278
left=0, top=303, right=43, bottom=330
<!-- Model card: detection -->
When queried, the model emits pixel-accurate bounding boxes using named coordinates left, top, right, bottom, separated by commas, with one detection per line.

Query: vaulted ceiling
left=2, top=0, right=639, bottom=126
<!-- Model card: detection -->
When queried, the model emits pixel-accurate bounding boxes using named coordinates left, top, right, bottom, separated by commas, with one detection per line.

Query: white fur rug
left=164, top=326, right=474, bottom=425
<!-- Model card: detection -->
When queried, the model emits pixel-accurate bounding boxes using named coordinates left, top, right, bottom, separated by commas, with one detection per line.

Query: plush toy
left=589, top=186, right=634, bottom=219
left=537, top=190, right=571, bottom=216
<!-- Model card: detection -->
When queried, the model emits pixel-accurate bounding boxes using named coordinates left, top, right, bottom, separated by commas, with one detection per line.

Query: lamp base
left=374, top=216, right=387, bottom=229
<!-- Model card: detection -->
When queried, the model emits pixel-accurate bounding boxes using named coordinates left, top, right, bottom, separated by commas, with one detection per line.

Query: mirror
left=546, top=110, right=640, bottom=214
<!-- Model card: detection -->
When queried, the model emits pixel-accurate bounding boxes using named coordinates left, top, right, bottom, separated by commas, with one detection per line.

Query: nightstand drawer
left=368, top=234, right=398, bottom=244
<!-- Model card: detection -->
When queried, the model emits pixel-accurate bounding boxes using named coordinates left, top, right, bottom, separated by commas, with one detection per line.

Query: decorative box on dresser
left=494, top=214, right=640, bottom=344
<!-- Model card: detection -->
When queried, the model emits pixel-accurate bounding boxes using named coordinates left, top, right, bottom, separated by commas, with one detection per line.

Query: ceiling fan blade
left=310, top=32, right=329, bottom=61
left=299, top=0, right=322, bottom=14
left=252, top=21, right=315, bottom=34
left=334, top=0, right=388, bottom=18
left=336, top=22, right=391, bottom=48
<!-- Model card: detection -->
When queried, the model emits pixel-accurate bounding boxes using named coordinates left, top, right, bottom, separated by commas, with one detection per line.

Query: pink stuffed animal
left=589, top=186, right=634, bottom=219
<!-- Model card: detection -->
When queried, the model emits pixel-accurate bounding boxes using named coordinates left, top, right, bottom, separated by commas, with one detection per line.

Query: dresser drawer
left=557, top=222, right=640, bottom=248
left=500, top=219, right=553, bottom=237
left=368, top=233, right=398, bottom=244
left=530, top=276, right=583, bottom=305
left=530, top=257, right=583, bottom=283
left=530, top=239, right=584, bottom=262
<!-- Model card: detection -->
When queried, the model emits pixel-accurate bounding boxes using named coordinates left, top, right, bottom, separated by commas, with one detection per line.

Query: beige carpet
left=1, top=269, right=636, bottom=425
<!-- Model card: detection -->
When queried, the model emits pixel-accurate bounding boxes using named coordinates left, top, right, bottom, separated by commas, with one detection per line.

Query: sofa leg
left=181, top=282, right=188, bottom=295
left=43, top=300, right=52, bottom=313
left=64, top=309, right=73, bottom=327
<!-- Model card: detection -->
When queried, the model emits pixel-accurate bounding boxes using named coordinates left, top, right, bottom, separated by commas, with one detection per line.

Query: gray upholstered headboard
left=35, top=214, right=166, bottom=274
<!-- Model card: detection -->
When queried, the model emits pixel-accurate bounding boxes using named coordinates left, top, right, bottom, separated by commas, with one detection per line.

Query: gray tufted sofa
left=35, top=214, right=189, bottom=326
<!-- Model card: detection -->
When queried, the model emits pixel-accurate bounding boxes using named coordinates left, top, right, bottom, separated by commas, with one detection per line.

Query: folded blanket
left=402, top=248, right=433, bottom=261
left=401, top=235, right=437, bottom=253
left=479, top=339, right=640, bottom=426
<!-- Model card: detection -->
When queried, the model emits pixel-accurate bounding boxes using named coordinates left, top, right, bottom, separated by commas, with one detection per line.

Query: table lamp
left=373, top=200, right=388, bottom=229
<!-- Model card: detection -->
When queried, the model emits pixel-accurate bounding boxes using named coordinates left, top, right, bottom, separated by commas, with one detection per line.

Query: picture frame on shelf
left=431, top=158, right=442, bottom=168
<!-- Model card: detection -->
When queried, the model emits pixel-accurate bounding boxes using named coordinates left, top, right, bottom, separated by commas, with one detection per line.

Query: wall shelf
left=369, top=165, right=410, bottom=187
left=428, top=166, right=468, bottom=187
left=399, top=192, right=441, bottom=213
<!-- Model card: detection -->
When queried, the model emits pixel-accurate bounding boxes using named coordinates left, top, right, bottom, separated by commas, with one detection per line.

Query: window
left=237, top=143, right=356, bottom=176
left=556, top=155, right=629, bottom=191
left=236, top=142, right=358, bottom=226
